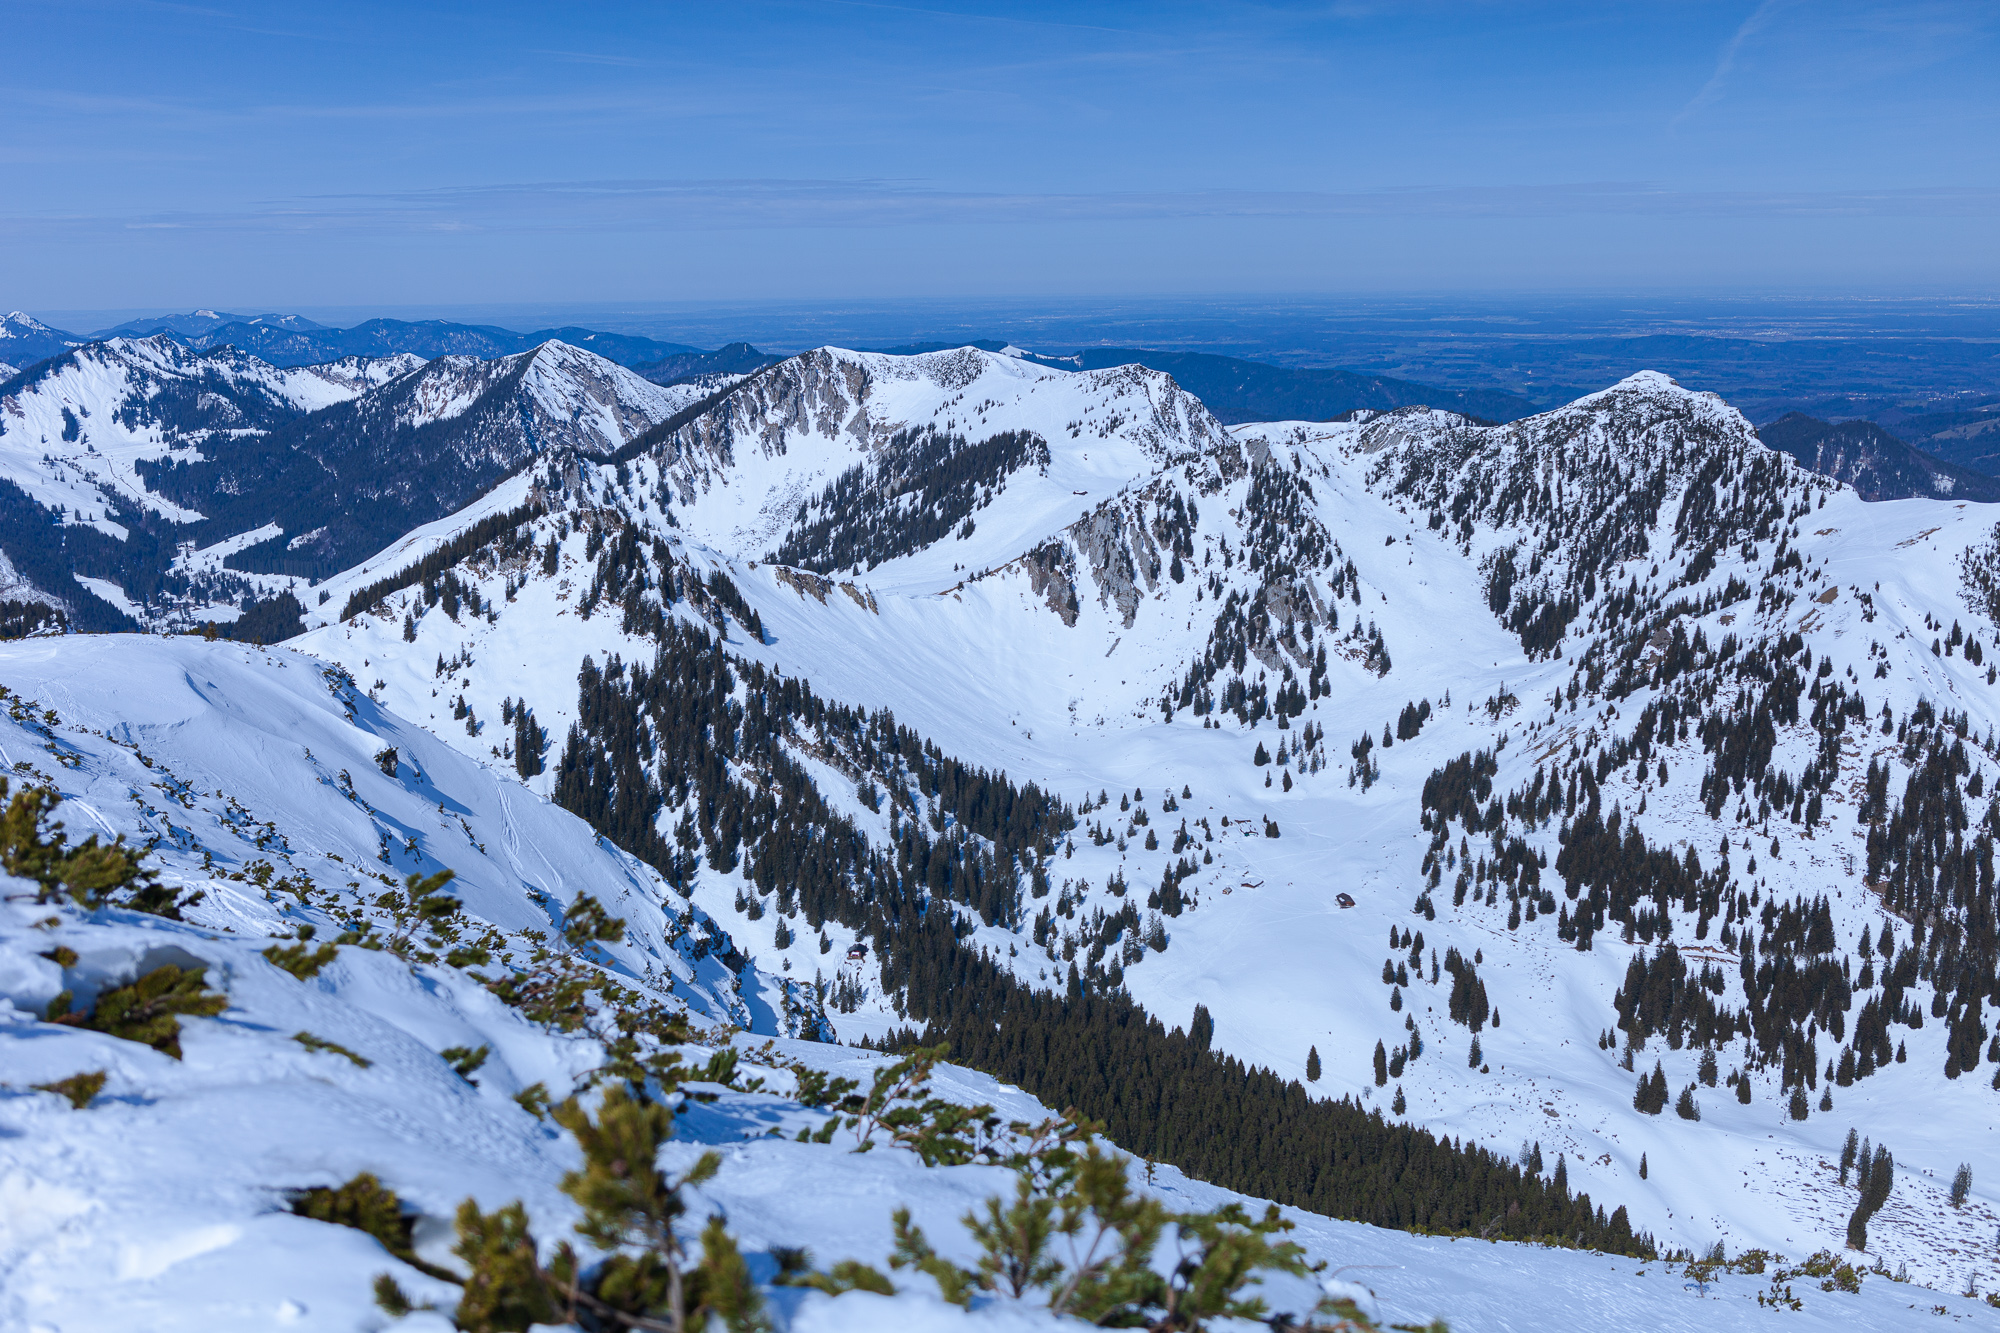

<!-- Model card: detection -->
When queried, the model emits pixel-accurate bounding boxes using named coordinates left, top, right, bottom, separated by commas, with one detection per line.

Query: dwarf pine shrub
left=46, top=963, right=227, bottom=1059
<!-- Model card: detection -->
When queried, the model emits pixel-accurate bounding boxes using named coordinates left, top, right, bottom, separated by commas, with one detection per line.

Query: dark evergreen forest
left=542, top=534, right=1652, bottom=1254
left=771, top=427, right=1050, bottom=574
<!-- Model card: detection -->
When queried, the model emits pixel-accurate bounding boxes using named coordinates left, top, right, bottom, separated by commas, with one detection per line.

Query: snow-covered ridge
left=644, top=345, right=1232, bottom=571
left=0, top=337, right=700, bottom=630
left=281, top=339, right=698, bottom=459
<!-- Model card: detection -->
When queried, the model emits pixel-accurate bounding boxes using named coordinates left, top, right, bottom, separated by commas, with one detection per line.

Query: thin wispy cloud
left=5, top=178, right=1996, bottom=239
left=533, top=49, right=659, bottom=68
left=1673, top=0, right=1787, bottom=129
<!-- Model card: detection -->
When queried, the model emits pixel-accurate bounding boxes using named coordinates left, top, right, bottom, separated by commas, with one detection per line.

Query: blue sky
left=3, top=0, right=1996, bottom=310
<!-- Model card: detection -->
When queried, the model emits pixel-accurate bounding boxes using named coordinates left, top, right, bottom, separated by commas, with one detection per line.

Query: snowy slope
left=0, top=640, right=1984, bottom=1328
left=3, top=832, right=1989, bottom=1330
left=292, top=358, right=2000, bottom=1287
left=3, top=937, right=1984, bottom=1333
left=0, top=637, right=758, bottom=1028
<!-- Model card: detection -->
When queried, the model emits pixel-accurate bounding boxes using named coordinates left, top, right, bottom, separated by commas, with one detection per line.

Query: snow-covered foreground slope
left=288, top=359, right=2000, bottom=1292
left=2, top=867, right=1987, bottom=1331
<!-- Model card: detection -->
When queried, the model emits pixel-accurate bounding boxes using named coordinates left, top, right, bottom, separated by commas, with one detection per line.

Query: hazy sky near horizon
left=4, top=0, right=1997, bottom=310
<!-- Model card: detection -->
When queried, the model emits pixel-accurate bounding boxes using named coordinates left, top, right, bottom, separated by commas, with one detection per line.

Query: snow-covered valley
left=0, top=635, right=1986, bottom=1329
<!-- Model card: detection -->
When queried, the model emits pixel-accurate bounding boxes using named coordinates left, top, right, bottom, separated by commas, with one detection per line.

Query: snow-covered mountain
left=286, top=352, right=2000, bottom=1288
left=1, top=636, right=1984, bottom=1331
left=15, top=342, right=2000, bottom=1322
left=0, top=310, right=82, bottom=364
left=637, top=344, right=1229, bottom=578
left=0, top=337, right=701, bottom=631
left=0, top=335, right=422, bottom=528
left=140, top=339, right=707, bottom=579
left=0, top=337, right=426, bottom=627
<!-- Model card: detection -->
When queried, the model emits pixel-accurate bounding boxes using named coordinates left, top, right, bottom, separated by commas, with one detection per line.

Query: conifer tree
left=449, top=1200, right=555, bottom=1330
left=1305, top=1046, right=1321, bottom=1082
left=1633, top=1062, right=1668, bottom=1114
left=1372, top=1040, right=1388, bottom=1086
left=513, top=706, right=546, bottom=779
left=1846, top=1144, right=1894, bottom=1251
left=553, top=1083, right=728, bottom=1328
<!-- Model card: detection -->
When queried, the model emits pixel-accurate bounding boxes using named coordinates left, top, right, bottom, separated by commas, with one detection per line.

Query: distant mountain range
left=2, top=312, right=1546, bottom=425
left=1050, top=347, right=1537, bottom=425
left=1857, top=397, right=2000, bottom=476
left=0, top=311, right=80, bottom=364
left=147, top=317, right=702, bottom=369
left=92, top=309, right=328, bottom=338
left=633, top=340, right=785, bottom=385
left=14, top=308, right=2000, bottom=492
left=1757, top=411, right=2000, bottom=502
